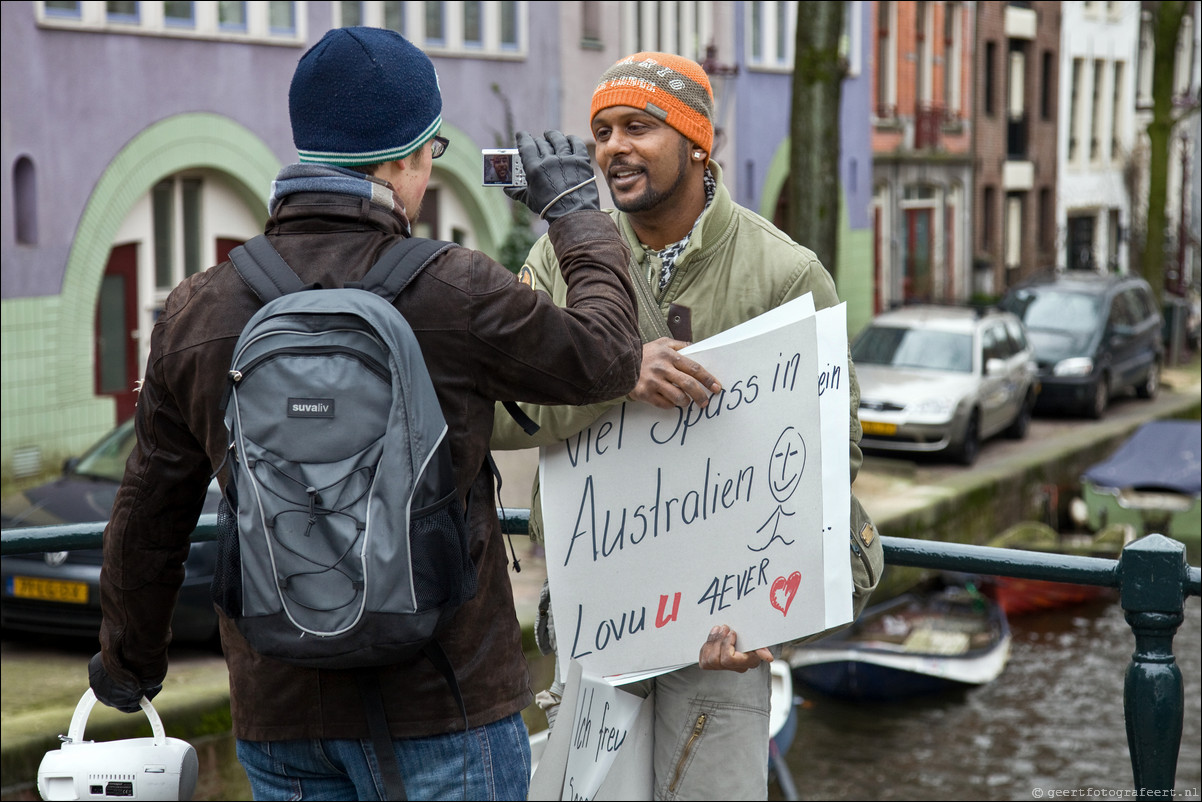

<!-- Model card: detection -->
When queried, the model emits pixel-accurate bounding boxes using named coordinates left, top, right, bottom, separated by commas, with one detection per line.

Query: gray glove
left=505, top=130, right=599, bottom=223
left=89, top=652, right=162, bottom=714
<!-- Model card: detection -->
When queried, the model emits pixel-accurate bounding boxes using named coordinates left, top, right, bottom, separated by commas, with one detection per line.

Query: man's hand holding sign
left=700, top=624, right=774, bottom=672
left=628, top=337, right=723, bottom=411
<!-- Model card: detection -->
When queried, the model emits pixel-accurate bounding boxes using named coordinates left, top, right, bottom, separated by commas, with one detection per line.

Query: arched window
left=13, top=156, right=37, bottom=245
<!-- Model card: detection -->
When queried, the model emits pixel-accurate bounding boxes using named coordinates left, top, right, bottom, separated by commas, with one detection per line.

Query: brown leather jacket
left=98, top=192, right=641, bottom=740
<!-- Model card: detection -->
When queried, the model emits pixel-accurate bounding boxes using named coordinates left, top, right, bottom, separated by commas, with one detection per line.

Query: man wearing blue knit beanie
left=90, top=25, right=642, bottom=802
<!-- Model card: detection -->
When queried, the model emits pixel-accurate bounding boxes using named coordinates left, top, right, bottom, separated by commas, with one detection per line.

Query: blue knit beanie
left=289, top=27, right=442, bottom=166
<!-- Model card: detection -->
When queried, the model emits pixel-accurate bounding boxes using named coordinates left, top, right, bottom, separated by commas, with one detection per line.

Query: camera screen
left=482, top=149, right=526, bottom=187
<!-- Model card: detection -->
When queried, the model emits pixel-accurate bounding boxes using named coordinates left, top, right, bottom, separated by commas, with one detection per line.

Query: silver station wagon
left=851, top=305, right=1040, bottom=466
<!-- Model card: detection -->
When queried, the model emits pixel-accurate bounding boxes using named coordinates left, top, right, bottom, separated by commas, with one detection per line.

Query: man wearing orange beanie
left=494, top=52, right=882, bottom=799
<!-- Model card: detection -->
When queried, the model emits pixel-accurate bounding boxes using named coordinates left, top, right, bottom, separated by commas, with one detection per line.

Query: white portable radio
left=37, top=689, right=198, bottom=801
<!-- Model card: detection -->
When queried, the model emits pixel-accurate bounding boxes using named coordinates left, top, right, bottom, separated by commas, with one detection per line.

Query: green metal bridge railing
left=4, top=512, right=1199, bottom=796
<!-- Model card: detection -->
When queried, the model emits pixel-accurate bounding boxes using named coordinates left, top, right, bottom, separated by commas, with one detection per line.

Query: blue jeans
left=235, top=712, right=531, bottom=801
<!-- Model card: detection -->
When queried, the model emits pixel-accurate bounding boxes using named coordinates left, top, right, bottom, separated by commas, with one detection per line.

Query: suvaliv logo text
left=288, top=398, right=335, bottom=418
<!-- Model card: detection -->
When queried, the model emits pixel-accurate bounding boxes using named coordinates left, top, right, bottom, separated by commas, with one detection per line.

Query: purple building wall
left=730, top=1, right=871, bottom=234
left=0, top=2, right=562, bottom=300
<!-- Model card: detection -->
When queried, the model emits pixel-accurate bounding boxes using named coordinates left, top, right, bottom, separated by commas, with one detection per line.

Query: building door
left=904, top=208, right=933, bottom=301
left=1067, top=215, right=1095, bottom=271
left=95, top=243, right=140, bottom=423
left=216, top=238, right=243, bottom=265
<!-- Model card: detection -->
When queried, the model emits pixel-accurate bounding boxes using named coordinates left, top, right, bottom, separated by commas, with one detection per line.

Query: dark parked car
left=851, top=305, right=1039, bottom=466
left=1, top=419, right=221, bottom=644
left=999, top=271, right=1163, bottom=418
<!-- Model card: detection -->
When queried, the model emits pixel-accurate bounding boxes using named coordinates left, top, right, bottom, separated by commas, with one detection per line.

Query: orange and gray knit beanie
left=590, top=52, right=715, bottom=154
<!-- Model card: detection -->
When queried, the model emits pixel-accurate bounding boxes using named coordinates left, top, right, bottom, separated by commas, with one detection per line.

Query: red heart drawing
left=770, top=571, right=801, bottom=617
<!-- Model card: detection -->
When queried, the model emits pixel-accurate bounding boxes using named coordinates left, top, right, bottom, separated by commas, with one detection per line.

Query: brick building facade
left=871, top=0, right=976, bottom=309
left=972, top=1, right=1061, bottom=296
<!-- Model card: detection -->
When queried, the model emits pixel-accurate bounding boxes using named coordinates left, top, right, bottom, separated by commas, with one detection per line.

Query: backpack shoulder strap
left=353, top=644, right=469, bottom=801
left=228, top=235, right=306, bottom=303
left=353, top=236, right=542, bottom=436
left=353, top=237, right=458, bottom=302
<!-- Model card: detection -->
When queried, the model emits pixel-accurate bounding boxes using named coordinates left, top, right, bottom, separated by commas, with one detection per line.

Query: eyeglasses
left=430, top=135, right=449, bottom=159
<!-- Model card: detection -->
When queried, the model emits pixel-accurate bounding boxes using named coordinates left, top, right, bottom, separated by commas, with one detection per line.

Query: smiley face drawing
left=749, top=427, right=807, bottom=553
left=769, top=427, right=806, bottom=503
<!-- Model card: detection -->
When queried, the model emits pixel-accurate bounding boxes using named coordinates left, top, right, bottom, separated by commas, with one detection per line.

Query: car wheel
left=1136, top=360, right=1160, bottom=399
left=1005, top=391, right=1034, bottom=440
left=953, top=411, right=981, bottom=466
left=1085, top=373, right=1109, bottom=419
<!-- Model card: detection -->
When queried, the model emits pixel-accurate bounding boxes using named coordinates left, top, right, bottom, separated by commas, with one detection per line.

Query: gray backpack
left=212, top=235, right=540, bottom=800
left=212, top=235, right=476, bottom=670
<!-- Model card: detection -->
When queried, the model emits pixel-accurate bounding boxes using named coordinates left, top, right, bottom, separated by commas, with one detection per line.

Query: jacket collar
left=614, top=160, right=736, bottom=278
left=267, top=163, right=413, bottom=235
left=266, top=189, right=411, bottom=239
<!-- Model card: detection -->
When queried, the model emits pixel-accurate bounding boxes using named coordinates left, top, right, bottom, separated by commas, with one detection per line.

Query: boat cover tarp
left=1081, top=421, right=1202, bottom=495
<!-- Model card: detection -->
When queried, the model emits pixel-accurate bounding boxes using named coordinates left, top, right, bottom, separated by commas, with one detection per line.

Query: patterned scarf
left=653, top=169, right=717, bottom=291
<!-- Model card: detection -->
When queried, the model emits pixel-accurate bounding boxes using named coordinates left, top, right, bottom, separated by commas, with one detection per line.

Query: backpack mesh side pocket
left=410, top=493, right=476, bottom=612
left=210, top=492, right=243, bottom=618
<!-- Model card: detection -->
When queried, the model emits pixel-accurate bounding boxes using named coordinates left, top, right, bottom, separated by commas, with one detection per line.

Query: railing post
left=1118, top=534, right=1187, bottom=796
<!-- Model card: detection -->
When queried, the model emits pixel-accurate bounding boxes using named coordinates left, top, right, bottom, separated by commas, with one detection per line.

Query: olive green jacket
left=492, top=161, right=882, bottom=611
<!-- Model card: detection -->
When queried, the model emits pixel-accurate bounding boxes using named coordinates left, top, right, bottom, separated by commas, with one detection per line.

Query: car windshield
left=71, top=421, right=136, bottom=481
left=852, top=326, right=974, bottom=373
left=1004, top=288, right=1102, bottom=334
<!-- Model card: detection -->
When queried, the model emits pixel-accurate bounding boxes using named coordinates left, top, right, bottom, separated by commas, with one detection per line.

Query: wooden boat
left=786, top=581, right=1011, bottom=702
left=1080, top=420, right=1201, bottom=563
left=982, top=520, right=1135, bottom=616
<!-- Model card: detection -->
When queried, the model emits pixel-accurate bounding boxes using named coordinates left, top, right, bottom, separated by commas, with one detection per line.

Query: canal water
left=776, top=594, right=1201, bottom=801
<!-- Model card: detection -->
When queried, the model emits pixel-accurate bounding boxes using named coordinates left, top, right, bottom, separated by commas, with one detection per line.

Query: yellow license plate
left=9, top=576, right=89, bottom=604
left=861, top=420, right=898, bottom=436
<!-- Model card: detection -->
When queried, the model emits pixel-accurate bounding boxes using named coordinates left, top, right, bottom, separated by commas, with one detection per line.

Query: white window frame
left=333, top=2, right=362, bottom=27
left=1004, top=194, right=1023, bottom=270
left=943, top=1, right=962, bottom=118
left=620, top=1, right=712, bottom=63
left=841, top=1, right=863, bottom=78
left=462, top=0, right=484, bottom=48
left=1135, top=10, right=1155, bottom=109
left=36, top=1, right=307, bottom=44
left=875, top=0, right=897, bottom=120
left=1008, top=49, right=1026, bottom=122
left=163, top=1, right=197, bottom=28
left=121, top=169, right=261, bottom=373
left=347, top=1, right=526, bottom=58
left=1172, top=12, right=1196, bottom=98
left=1110, top=60, right=1125, bottom=161
left=746, top=0, right=796, bottom=71
left=916, top=1, right=932, bottom=104
left=1068, top=57, right=1084, bottom=164
left=150, top=174, right=205, bottom=301
left=1090, top=59, right=1106, bottom=163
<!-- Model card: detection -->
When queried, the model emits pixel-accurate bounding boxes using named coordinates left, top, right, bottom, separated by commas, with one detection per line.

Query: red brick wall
left=972, top=1, right=1061, bottom=293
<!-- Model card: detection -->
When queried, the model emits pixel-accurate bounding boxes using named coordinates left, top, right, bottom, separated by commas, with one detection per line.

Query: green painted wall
left=2, top=114, right=278, bottom=491
left=759, top=140, right=874, bottom=337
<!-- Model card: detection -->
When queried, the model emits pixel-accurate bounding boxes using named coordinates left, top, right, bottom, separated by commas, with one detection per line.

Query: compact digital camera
left=37, top=689, right=198, bottom=801
left=482, top=148, right=527, bottom=187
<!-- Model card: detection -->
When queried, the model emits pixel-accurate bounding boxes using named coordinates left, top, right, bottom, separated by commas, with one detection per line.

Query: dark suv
left=999, top=271, right=1163, bottom=418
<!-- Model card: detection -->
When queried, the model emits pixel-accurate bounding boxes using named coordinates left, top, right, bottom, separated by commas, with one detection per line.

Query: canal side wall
left=2, top=386, right=1199, bottom=800
left=867, top=395, right=1202, bottom=599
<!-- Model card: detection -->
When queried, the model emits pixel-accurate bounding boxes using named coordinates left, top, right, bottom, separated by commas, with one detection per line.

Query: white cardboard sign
left=528, top=660, right=654, bottom=801
left=539, top=298, right=852, bottom=679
